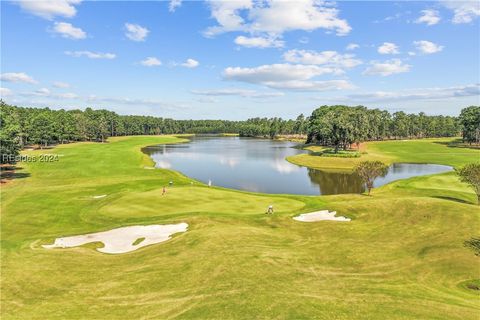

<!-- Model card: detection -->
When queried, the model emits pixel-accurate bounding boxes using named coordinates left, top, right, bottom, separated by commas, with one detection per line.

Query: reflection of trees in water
left=307, top=168, right=365, bottom=195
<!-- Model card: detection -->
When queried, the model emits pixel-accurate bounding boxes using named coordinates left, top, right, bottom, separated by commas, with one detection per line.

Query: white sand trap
left=42, top=223, right=188, bottom=254
left=92, top=195, right=107, bottom=199
left=293, top=210, right=351, bottom=222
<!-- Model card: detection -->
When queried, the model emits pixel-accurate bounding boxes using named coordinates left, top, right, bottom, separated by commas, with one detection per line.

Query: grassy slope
left=287, top=138, right=479, bottom=171
left=1, top=136, right=479, bottom=320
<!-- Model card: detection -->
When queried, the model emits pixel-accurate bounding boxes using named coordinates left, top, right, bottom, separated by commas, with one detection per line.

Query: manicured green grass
left=1, top=136, right=479, bottom=319
left=287, top=138, right=479, bottom=171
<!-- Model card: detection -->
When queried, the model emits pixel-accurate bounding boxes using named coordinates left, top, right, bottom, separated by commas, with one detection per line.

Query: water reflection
left=307, top=169, right=365, bottom=195
left=143, top=136, right=452, bottom=195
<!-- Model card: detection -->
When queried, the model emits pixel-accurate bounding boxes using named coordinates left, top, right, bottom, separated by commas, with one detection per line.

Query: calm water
left=143, top=136, right=452, bottom=195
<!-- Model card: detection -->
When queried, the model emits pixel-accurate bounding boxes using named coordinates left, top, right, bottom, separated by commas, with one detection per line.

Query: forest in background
left=1, top=101, right=478, bottom=164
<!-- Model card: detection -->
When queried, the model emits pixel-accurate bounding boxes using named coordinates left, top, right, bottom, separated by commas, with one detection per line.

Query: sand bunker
left=293, top=210, right=350, bottom=222
left=92, top=195, right=107, bottom=199
left=42, top=223, right=188, bottom=254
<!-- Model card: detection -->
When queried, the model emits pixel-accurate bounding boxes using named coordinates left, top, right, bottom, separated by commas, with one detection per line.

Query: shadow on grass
left=432, top=195, right=474, bottom=205
left=0, top=165, right=31, bottom=183
left=433, top=139, right=480, bottom=150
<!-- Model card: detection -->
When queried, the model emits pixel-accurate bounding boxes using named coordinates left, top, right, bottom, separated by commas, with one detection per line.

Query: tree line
left=306, top=105, right=479, bottom=152
left=1, top=101, right=478, bottom=164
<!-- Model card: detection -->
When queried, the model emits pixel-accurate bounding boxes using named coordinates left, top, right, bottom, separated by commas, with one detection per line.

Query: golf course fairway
left=1, top=136, right=479, bottom=319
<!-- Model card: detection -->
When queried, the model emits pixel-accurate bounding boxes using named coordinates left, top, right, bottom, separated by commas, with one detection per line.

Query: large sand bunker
left=42, top=223, right=188, bottom=254
left=293, top=210, right=350, bottom=222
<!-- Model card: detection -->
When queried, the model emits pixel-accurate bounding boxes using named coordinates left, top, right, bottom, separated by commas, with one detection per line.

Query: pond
left=143, top=136, right=452, bottom=195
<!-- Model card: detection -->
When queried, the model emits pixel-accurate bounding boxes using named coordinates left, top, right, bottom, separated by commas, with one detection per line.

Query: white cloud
left=52, top=81, right=70, bottom=88
left=140, top=57, right=162, bottom=67
left=363, top=59, right=411, bottom=76
left=223, top=63, right=353, bottom=91
left=0, top=87, right=13, bottom=97
left=0, top=72, right=38, bottom=84
left=65, top=51, right=116, bottom=59
left=52, top=22, right=86, bottom=39
left=415, top=9, right=441, bottom=25
left=343, top=84, right=480, bottom=102
left=16, top=0, right=81, bottom=20
left=377, top=42, right=400, bottom=55
left=191, top=88, right=284, bottom=98
left=169, top=0, right=182, bottom=12
left=195, top=97, right=219, bottom=103
left=20, top=89, right=80, bottom=100
left=224, top=64, right=340, bottom=82
left=346, top=43, right=359, bottom=50
left=124, top=23, right=149, bottom=42
left=264, top=80, right=354, bottom=91
left=413, top=40, right=444, bottom=54
left=56, top=92, right=78, bottom=99
left=234, top=36, right=284, bottom=48
left=204, top=0, right=351, bottom=37
left=442, top=1, right=480, bottom=24
left=181, top=58, right=199, bottom=68
left=86, top=95, right=186, bottom=110
left=203, top=0, right=253, bottom=37
left=283, top=49, right=362, bottom=69
left=35, top=88, right=51, bottom=96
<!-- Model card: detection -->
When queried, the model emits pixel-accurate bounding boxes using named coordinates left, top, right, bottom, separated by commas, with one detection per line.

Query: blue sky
left=1, top=0, right=479, bottom=119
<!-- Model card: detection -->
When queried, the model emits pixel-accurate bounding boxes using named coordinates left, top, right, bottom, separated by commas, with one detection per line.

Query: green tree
left=456, top=163, right=480, bottom=205
left=459, top=106, right=480, bottom=145
left=0, top=101, right=21, bottom=164
left=28, top=112, right=54, bottom=148
left=354, top=161, right=389, bottom=195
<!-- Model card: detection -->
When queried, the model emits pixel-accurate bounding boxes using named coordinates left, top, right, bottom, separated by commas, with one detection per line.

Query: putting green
left=100, top=186, right=306, bottom=218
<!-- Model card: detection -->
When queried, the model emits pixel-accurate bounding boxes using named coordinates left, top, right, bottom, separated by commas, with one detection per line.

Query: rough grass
left=1, top=136, right=479, bottom=319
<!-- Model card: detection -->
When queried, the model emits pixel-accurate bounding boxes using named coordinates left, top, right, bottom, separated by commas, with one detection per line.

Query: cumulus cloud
left=283, top=49, right=362, bottom=69
left=0, top=87, right=13, bottom=97
left=181, top=58, right=199, bottom=68
left=224, top=64, right=339, bottom=82
left=16, top=0, right=81, bottom=20
left=415, top=9, right=441, bottom=25
left=0, top=72, right=38, bottom=84
left=346, top=43, right=359, bottom=50
left=124, top=23, right=149, bottom=42
left=442, top=1, right=480, bottom=24
left=204, top=0, right=351, bottom=38
left=191, top=88, right=284, bottom=98
left=234, top=36, right=284, bottom=48
left=377, top=42, right=400, bottom=55
left=413, top=40, right=444, bottom=54
left=140, top=57, right=162, bottom=67
left=169, top=0, right=182, bottom=12
left=65, top=51, right=116, bottom=59
left=52, top=81, right=70, bottom=88
left=223, top=63, right=354, bottom=91
left=363, top=59, right=411, bottom=76
left=51, top=22, right=86, bottom=39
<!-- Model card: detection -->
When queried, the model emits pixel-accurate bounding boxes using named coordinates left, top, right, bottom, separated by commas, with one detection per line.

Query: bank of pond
left=142, top=136, right=453, bottom=195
